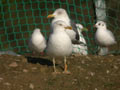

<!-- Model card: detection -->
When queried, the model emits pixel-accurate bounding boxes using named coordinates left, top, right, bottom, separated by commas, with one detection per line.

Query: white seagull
left=72, top=24, right=88, bottom=55
left=28, top=28, right=46, bottom=53
left=94, top=21, right=117, bottom=54
left=46, top=20, right=73, bottom=74
left=47, top=8, right=80, bottom=44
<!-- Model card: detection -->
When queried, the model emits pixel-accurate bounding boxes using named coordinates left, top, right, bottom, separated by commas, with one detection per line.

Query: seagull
left=72, top=24, right=88, bottom=55
left=46, top=20, right=73, bottom=74
left=94, top=21, right=117, bottom=54
left=28, top=28, right=46, bottom=53
left=47, top=8, right=80, bottom=44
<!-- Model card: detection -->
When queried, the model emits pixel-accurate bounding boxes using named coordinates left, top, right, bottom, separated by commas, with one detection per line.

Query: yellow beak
left=47, top=14, right=55, bottom=18
left=64, top=26, right=73, bottom=30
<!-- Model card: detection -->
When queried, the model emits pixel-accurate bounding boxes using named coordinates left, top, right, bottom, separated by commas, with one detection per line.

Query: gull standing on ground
left=28, top=28, right=46, bottom=53
left=94, top=21, right=117, bottom=54
left=46, top=20, right=73, bottom=74
left=72, top=24, right=88, bottom=55
left=47, top=8, right=80, bottom=44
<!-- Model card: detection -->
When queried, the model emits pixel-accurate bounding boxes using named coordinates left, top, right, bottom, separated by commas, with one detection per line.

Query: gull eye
left=98, top=23, right=101, bottom=26
left=59, top=24, right=63, bottom=26
left=58, top=11, right=62, bottom=14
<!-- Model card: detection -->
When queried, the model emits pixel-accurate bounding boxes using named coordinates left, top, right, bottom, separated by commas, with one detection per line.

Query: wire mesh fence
left=0, top=0, right=119, bottom=54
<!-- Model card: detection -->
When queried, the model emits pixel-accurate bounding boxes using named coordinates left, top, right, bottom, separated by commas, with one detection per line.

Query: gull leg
left=64, top=56, right=67, bottom=72
left=52, top=57, right=60, bottom=74
left=63, top=56, right=71, bottom=74
left=53, top=57, right=56, bottom=72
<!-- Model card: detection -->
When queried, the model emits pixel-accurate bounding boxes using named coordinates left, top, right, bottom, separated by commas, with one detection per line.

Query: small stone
left=29, top=83, right=34, bottom=89
left=4, top=82, right=11, bottom=86
left=86, top=56, right=91, bottom=60
left=81, top=60, right=85, bottom=64
left=101, top=60, right=104, bottom=63
left=23, top=69, right=28, bottom=73
left=85, top=76, right=89, bottom=79
left=15, top=59, right=20, bottom=62
left=117, top=59, right=120, bottom=61
left=72, top=79, right=77, bottom=84
left=0, top=77, right=3, bottom=82
left=114, top=65, right=118, bottom=69
left=73, top=79, right=77, bottom=82
left=31, top=67, right=37, bottom=70
left=89, top=72, right=95, bottom=76
left=95, top=88, right=98, bottom=90
left=9, top=62, right=18, bottom=67
left=106, top=70, right=110, bottom=74
left=77, top=66, right=81, bottom=69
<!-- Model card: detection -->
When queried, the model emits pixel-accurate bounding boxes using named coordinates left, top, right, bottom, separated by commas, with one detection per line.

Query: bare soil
left=0, top=54, right=120, bottom=90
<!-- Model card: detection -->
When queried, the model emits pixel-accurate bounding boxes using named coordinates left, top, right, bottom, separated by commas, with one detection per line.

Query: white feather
left=50, top=8, right=78, bottom=41
left=46, top=21, right=72, bottom=57
left=95, top=21, right=116, bottom=46
left=28, top=28, right=46, bottom=53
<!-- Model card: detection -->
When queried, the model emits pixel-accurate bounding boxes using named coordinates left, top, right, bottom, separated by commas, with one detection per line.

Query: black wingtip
left=76, top=33, right=79, bottom=40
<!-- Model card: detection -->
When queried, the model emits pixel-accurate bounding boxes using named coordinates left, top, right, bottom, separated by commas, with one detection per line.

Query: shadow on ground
left=26, top=56, right=53, bottom=66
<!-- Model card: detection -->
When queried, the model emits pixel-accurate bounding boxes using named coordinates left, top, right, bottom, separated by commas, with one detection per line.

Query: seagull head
left=76, top=24, right=88, bottom=32
left=47, top=8, right=69, bottom=20
left=33, top=28, right=41, bottom=33
left=31, top=28, right=41, bottom=37
left=52, top=21, right=72, bottom=31
left=34, top=28, right=40, bottom=33
left=94, top=21, right=107, bottom=29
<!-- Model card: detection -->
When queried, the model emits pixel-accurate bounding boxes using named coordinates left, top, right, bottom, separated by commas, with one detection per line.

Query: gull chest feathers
left=46, top=21, right=73, bottom=57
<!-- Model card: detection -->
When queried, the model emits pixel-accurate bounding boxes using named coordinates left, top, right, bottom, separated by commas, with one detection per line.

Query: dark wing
left=70, top=20, right=79, bottom=40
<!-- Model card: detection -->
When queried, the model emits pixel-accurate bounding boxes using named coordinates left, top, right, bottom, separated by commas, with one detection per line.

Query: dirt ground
left=0, top=53, right=120, bottom=90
